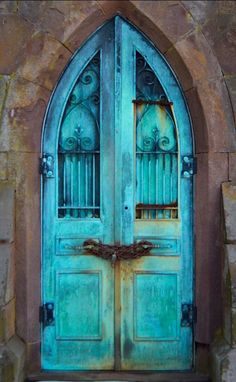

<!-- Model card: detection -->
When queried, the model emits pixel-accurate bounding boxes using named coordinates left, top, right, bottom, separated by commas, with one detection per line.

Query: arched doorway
left=41, top=16, right=194, bottom=371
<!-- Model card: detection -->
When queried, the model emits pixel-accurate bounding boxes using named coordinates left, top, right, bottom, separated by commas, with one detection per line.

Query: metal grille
left=58, top=53, right=100, bottom=218
left=135, top=52, right=178, bottom=219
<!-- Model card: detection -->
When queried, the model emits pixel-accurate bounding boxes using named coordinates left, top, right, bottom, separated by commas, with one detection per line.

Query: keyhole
left=125, top=206, right=128, bottom=210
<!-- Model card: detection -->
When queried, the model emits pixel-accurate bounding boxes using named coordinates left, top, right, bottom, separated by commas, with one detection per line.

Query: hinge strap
left=39, top=153, right=54, bottom=178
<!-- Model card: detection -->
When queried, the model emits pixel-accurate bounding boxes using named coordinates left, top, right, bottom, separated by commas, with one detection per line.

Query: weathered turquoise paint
left=41, top=16, right=194, bottom=371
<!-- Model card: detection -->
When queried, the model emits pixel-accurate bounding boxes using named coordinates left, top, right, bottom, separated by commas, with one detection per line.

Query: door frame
left=41, top=15, right=195, bottom=371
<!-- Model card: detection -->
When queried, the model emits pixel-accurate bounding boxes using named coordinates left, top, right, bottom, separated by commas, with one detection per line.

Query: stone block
left=18, top=0, right=100, bottom=44
left=0, top=244, right=14, bottom=306
left=0, top=184, right=15, bottom=242
left=184, top=87, right=208, bottom=152
left=0, top=15, right=34, bottom=74
left=225, top=77, right=236, bottom=129
left=2, top=77, right=50, bottom=153
left=202, top=3, right=236, bottom=75
left=131, top=0, right=195, bottom=47
left=165, top=46, right=194, bottom=91
left=0, top=1, right=18, bottom=14
left=229, top=153, right=236, bottom=182
left=12, top=153, right=40, bottom=342
left=197, top=78, right=236, bottom=152
left=18, top=32, right=71, bottom=91
left=182, top=0, right=218, bottom=25
left=7, top=336, right=26, bottom=382
left=195, top=153, right=228, bottom=344
left=173, top=30, right=222, bottom=84
left=0, top=347, right=14, bottom=382
left=222, top=183, right=236, bottom=242
left=0, top=153, right=8, bottom=180
left=0, top=75, right=11, bottom=152
left=0, top=298, right=15, bottom=343
left=221, top=348, right=236, bottom=382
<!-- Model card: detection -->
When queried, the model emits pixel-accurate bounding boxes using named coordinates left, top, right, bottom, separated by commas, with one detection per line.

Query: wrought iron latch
left=181, top=303, right=197, bottom=327
left=39, top=153, right=54, bottom=178
left=39, top=302, right=55, bottom=327
left=181, top=156, right=197, bottom=178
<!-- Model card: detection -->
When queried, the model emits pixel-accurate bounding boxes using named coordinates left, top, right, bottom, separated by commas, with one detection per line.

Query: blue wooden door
left=41, top=17, right=194, bottom=371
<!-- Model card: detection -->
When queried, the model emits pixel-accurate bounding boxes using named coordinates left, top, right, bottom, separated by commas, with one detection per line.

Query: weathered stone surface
left=0, top=75, right=11, bottom=152
left=7, top=336, right=25, bottom=382
left=202, top=2, right=236, bottom=75
left=182, top=0, right=217, bottom=25
left=221, top=348, right=236, bottom=382
left=18, top=0, right=101, bottom=45
left=12, top=153, right=41, bottom=342
left=0, top=244, right=14, bottom=306
left=225, top=76, right=236, bottom=126
left=0, top=153, right=8, bottom=180
left=165, top=46, right=194, bottom=91
left=0, top=1, right=18, bottom=14
left=184, top=87, right=208, bottom=152
left=0, top=298, right=15, bottom=342
left=229, top=153, right=236, bottom=182
left=2, top=77, right=50, bottom=153
left=197, top=78, right=236, bottom=152
left=195, top=153, right=228, bottom=344
left=173, top=29, right=222, bottom=83
left=0, top=15, right=34, bottom=74
left=0, top=184, right=14, bottom=242
left=222, top=182, right=236, bottom=242
left=131, top=0, right=196, bottom=47
left=18, top=32, right=71, bottom=91
left=0, top=347, right=14, bottom=382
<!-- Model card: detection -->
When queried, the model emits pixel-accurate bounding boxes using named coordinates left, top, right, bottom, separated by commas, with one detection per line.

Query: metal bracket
left=181, top=303, right=197, bottom=327
left=181, top=156, right=197, bottom=178
left=39, top=153, right=54, bottom=178
left=39, top=302, right=55, bottom=327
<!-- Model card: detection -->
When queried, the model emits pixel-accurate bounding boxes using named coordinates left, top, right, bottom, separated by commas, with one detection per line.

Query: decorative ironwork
left=135, top=52, right=178, bottom=219
left=58, top=53, right=100, bottom=218
left=83, top=239, right=153, bottom=264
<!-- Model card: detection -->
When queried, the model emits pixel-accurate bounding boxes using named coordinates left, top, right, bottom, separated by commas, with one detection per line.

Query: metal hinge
left=39, top=303, right=55, bottom=327
left=39, top=153, right=54, bottom=178
left=181, top=303, right=197, bottom=327
left=181, top=156, right=197, bottom=178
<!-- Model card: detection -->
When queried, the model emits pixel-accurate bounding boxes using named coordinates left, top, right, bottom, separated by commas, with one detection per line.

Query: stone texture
left=195, top=153, right=228, bottom=343
left=0, top=153, right=8, bottom=180
left=165, top=46, right=194, bottom=91
left=0, top=15, right=34, bottom=74
left=0, top=184, right=15, bottom=242
left=225, top=76, right=236, bottom=126
left=0, top=347, right=14, bottom=382
left=182, top=0, right=218, bottom=25
left=197, top=78, right=236, bottom=152
left=0, top=75, right=11, bottom=152
left=2, top=77, right=50, bottom=153
left=222, top=182, right=236, bottom=243
left=12, top=153, right=41, bottom=342
left=221, top=348, right=236, bottom=382
left=18, top=31, right=71, bottom=91
left=202, top=2, right=236, bottom=75
left=7, top=336, right=26, bottom=382
left=0, top=1, right=18, bottom=14
left=172, top=29, right=222, bottom=83
left=0, top=244, right=14, bottom=306
left=0, top=298, right=15, bottom=343
left=229, top=153, right=236, bottom=182
left=184, top=87, right=208, bottom=153
left=131, top=0, right=196, bottom=47
left=18, top=0, right=101, bottom=45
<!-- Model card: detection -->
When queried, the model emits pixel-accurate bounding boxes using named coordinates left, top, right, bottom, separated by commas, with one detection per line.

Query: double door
left=42, top=17, right=194, bottom=371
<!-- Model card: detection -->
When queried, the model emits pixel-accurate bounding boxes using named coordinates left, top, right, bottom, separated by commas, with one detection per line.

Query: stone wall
left=0, top=1, right=235, bottom=380
left=211, top=183, right=236, bottom=382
